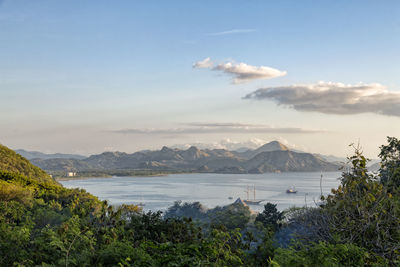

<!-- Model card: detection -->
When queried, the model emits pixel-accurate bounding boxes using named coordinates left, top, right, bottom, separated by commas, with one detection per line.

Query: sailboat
left=243, top=185, right=264, bottom=205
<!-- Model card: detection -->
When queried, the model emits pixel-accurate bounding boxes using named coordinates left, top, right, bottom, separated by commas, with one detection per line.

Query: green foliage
left=0, top=180, right=33, bottom=205
left=0, top=144, right=55, bottom=184
left=209, top=202, right=252, bottom=230
left=164, top=200, right=208, bottom=221
left=246, top=228, right=276, bottom=266
left=2, top=140, right=400, bottom=266
left=0, top=212, right=32, bottom=266
left=255, top=203, right=283, bottom=230
left=0, top=171, right=100, bottom=266
left=276, top=206, right=333, bottom=246
left=165, top=200, right=253, bottom=232
left=379, top=136, right=400, bottom=189
left=0, top=157, right=247, bottom=266
left=273, top=241, right=369, bottom=267
left=324, top=143, right=400, bottom=264
left=32, top=216, right=95, bottom=266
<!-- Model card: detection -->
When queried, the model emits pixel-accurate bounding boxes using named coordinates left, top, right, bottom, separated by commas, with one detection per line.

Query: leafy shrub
left=273, top=242, right=369, bottom=267
left=255, top=202, right=283, bottom=230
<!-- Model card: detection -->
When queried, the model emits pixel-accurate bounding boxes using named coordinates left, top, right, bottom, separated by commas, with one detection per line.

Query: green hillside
left=0, top=143, right=55, bottom=184
left=0, top=140, right=399, bottom=266
left=0, top=144, right=246, bottom=266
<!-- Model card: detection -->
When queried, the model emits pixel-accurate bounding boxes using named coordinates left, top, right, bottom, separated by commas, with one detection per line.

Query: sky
left=0, top=0, right=399, bottom=158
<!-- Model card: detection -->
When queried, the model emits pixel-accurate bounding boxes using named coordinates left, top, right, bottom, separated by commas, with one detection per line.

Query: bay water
left=60, top=172, right=342, bottom=212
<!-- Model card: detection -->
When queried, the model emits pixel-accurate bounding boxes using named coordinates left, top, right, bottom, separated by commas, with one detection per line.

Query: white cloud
left=193, top=58, right=287, bottom=84
left=112, top=122, right=324, bottom=135
left=206, top=29, right=257, bottom=36
left=244, top=82, right=400, bottom=117
left=185, top=122, right=264, bottom=128
left=172, top=138, right=268, bottom=151
left=171, top=137, right=310, bottom=152
left=192, top=57, right=213, bottom=69
left=213, top=62, right=287, bottom=84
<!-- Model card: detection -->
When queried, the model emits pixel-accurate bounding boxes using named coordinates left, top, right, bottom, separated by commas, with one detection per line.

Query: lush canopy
left=1, top=138, right=399, bottom=266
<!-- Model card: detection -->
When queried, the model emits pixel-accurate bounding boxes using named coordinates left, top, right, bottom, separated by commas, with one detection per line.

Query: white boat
left=286, top=186, right=298, bottom=194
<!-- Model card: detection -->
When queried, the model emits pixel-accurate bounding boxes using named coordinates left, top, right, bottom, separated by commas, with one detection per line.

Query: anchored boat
left=243, top=185, right=264, bottom=205
left=286, top=186, right=298, bottom=194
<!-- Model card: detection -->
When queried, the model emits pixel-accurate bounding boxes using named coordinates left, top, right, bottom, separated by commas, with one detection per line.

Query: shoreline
left=55, top=170, right=342, bottom=181
left=56, top=173, right=171, bottom=181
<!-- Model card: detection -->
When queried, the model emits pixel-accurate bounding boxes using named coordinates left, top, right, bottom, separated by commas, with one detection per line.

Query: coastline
left=55, top=172, right=171, bottom=181
left=55, top=170, right=342, bottom=181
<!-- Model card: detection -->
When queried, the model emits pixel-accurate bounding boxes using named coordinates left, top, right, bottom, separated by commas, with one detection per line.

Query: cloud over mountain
left=244, top=82, right=400, bottom=117
left=171, top=138, right=268, bottom=151
left=193, top=58, right=286, bottom=84
left=113, top=122, right=324, bottom=135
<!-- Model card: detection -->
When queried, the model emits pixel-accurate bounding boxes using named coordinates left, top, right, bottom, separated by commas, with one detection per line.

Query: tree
left=209, top=202, right=251, bottom=230
left=324, top=144, right=400, bottom=264
left=255, top=203, right=283, bottom=230
left=379, top=136, right=400, bottom=190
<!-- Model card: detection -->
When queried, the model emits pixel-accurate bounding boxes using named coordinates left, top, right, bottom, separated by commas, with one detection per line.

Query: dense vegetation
left=0, top=144, right=55, bottom=184
left=0, top=137, right=399, bottom=266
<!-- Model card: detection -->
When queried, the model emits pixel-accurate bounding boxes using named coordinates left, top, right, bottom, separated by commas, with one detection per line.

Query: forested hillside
left=0, top=144, right=56, bottom=184
left=1, top=138, right=399, bottom=266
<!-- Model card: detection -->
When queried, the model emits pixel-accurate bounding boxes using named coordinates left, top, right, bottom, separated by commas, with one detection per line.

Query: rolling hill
left=0, top=144, right=57, bottom=184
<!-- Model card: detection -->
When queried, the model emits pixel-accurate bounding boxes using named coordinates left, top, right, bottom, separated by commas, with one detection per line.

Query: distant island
left=21, top=141, right=342, bottom=178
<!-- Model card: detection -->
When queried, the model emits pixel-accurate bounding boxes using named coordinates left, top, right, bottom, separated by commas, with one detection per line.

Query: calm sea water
left=60, top=172, right=342, bottom=212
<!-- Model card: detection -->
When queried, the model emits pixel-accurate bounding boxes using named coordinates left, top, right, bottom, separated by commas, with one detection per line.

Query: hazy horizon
left=1, top=1, right=399, bottom=158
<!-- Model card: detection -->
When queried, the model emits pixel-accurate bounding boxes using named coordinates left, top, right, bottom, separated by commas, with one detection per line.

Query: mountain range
left=27, top=141, right=341, bottom=175
left=14, top=149, right=86, bottom=160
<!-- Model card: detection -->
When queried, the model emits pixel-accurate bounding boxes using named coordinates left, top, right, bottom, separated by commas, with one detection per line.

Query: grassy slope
left=0, top=143, right=56, bottom=184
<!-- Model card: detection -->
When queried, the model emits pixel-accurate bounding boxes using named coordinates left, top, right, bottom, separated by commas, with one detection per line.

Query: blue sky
left=1, top=0, right=399, bottom=157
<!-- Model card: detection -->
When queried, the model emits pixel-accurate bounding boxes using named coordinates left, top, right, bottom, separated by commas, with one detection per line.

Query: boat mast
left=253, top=185, right=256, bottom=200
left=320, top=172, right=323, bottom=197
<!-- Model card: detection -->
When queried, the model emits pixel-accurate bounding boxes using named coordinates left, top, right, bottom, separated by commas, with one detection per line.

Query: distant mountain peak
left=102, top=151, right=125, bottom=157
left=161, top=146, right=172, bottom=152
left=234, top=140, right=290, bottom=160
left=182, top=146, right=209, bottom=160
left=258, top=141, right=289, bottom=151
left=187, top=146, right=199, bottom=152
